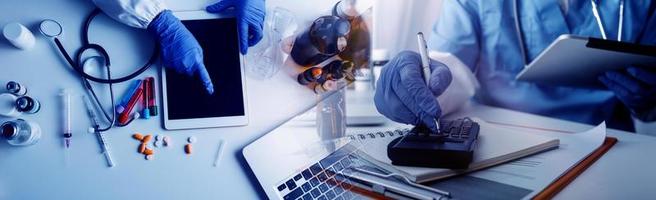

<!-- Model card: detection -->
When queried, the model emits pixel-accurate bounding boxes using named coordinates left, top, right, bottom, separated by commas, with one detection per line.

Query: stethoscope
left=38, top=9, right=159, bottom=132
left=513, top=0, right=625, bottom=65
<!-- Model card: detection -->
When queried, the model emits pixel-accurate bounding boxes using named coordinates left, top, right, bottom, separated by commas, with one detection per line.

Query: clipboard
left=515, top=34, right=656, bottom=89
left=533, top=137, right=618, bottom=200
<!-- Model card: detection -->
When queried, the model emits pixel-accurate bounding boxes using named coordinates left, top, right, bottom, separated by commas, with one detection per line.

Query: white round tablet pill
left=145, top=155, right=154, bottom=160
left=155, top=135, right=162, bottom=141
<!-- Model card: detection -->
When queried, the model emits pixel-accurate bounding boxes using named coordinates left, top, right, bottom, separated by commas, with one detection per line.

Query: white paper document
left=466, top=122, right=607, bottom=199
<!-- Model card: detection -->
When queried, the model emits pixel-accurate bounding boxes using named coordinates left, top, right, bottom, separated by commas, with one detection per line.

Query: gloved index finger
left=239, top=21, right=249, bottom=54
left=398, top=61, right=441, bottom=132
left=248, top=21, right=264, bottom=47
left=196, top=62, right=215, bottom=95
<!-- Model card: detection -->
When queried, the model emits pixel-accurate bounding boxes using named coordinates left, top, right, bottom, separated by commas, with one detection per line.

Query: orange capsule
left=133, top=133, right=144, bottom=141
left=144, top=148, right=154, bottom=155
left=185, top=144, right=192, bottom=155
left=142, top=135, right=152, bottom=143
left=138, top=143, right=146, bottom=153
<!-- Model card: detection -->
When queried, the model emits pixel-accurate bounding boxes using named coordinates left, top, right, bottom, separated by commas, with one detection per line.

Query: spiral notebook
left=347, top=120, right=560, bottom=183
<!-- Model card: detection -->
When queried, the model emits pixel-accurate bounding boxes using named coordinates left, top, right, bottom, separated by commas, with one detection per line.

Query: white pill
left=145, top=155, right=154, bottom=160
left=155, top=135, right=162, bottom=141
left=162, top=136, right=171, bottom=146
left=153, top=140, right=161, bottom=148
left=187, top=136, right=197, bottom=144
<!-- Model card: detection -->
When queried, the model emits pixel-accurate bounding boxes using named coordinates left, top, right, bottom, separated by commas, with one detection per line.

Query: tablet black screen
left=165, top=18, right=245, bottom=120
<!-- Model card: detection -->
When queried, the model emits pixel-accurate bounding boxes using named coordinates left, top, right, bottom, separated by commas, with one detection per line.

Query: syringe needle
left=83, top=95, right=115, bottom=168
left=61, top=89, right=73, bottom=149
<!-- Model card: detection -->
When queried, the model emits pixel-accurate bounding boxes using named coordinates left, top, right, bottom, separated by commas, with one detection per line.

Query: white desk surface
left=1, top=1, right=654, bottom=200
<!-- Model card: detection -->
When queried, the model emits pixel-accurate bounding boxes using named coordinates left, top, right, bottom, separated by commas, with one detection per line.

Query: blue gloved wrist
left=147, top=10, right=174, bottom=36
left=206, top=0, right=265, bottom=54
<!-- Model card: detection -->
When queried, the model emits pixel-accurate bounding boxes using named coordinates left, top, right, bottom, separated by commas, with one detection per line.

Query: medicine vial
left=16, top=96, right=41, bottom=114
left=6, top=81, right=27, bottom=96
left=2, top=119, right=41, bottom=146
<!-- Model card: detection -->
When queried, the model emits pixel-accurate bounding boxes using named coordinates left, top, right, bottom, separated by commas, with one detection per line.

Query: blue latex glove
left=148, top=10, right=214, bottom=94
left=207, top=0, right=265, bottom=54
left=599, top=66, right=656, bottom=121
left=374, top=51, right=453, bottom=132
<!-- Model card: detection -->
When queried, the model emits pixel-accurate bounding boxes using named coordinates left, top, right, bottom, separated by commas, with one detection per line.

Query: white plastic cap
left=3, top=22, right=35, bottom=50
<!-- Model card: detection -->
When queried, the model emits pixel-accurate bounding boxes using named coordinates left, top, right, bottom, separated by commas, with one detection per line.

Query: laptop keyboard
left=275, top=144, right=367, bottom=200
left=276, top=130, right=407, bottom=200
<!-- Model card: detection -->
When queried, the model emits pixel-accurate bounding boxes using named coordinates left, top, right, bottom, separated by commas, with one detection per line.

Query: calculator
left=387, top=118, right=480, bottom=169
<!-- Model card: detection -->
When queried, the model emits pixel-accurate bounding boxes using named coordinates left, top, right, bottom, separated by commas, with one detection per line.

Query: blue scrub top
left=429, top=0, right=656, bottom=128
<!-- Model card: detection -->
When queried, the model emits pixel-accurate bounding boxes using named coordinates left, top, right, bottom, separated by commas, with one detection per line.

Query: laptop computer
left=243, top=102, right=449, bottom=200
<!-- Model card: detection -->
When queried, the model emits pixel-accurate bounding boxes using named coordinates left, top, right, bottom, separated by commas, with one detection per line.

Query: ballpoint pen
left=343, top=167, right=451, bottom=200
left=417, top=32, right=441, bottom=133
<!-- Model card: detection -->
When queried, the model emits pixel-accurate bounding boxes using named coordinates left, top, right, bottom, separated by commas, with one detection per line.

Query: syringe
left=83, top=95, right=115, bottom=167
left=60, top=89, right=72, bottom=149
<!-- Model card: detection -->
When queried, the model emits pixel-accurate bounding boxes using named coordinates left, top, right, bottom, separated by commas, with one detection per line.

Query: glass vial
left=2, top=119, right=41, bottom=146
left=16, top=96, right=41, bottom=114
left=6, top=81, right=27, bottom=96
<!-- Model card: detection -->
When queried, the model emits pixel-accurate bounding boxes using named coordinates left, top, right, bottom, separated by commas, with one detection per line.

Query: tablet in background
left=516, top=35, right=656, bottom=89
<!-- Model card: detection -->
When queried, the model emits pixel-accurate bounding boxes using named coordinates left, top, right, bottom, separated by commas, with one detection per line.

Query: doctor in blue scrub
left=375, top=0, right=656, bottom=134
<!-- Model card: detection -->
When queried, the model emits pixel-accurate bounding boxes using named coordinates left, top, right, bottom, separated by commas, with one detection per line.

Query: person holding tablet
left=375, top=0, right=656, bottom=134
left=91, top=0, right=265, bottom=95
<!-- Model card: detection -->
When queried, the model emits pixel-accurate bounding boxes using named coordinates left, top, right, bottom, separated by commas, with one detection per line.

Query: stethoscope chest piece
left=39, top=19, right=62, bottom=38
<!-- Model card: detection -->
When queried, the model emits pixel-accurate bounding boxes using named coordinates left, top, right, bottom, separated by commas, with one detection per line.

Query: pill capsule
left=144, top=148, right=154, bottom=155
left=185, top=144, right=192, bottom=155
left=142, top=135, right=152, bottom=143
left=133, top=133, right=144, bottom=141
left=138, top=143, right=146, bottom=153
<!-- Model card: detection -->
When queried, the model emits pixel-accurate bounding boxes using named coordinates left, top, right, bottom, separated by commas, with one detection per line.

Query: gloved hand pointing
left=148, top=10, right=214, bottom=94
left=374, top=51, right=453, bottom=132
left=92, top=0, right=214, bottom=94
left=207, top=0, right=265, bottom=54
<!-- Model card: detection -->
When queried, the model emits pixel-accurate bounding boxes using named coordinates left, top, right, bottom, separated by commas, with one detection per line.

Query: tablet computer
left=516, top=35, right=656, bottom=88
left=161, top=10, right=248, bottom=130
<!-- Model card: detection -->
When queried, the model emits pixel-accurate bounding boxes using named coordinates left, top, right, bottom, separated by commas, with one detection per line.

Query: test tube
left=116, top=79, right=142, bottom=114
left=60, top=89, right=72, bottom=148
left=141, top=78, right=150, bottom=119
left=147, top=77, right=158, bottom=116
left=118, top=85, right=143, bottom=125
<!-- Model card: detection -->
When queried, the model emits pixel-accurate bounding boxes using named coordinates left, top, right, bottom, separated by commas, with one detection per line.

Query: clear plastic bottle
left=2, top=119, right=41, bottom=146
